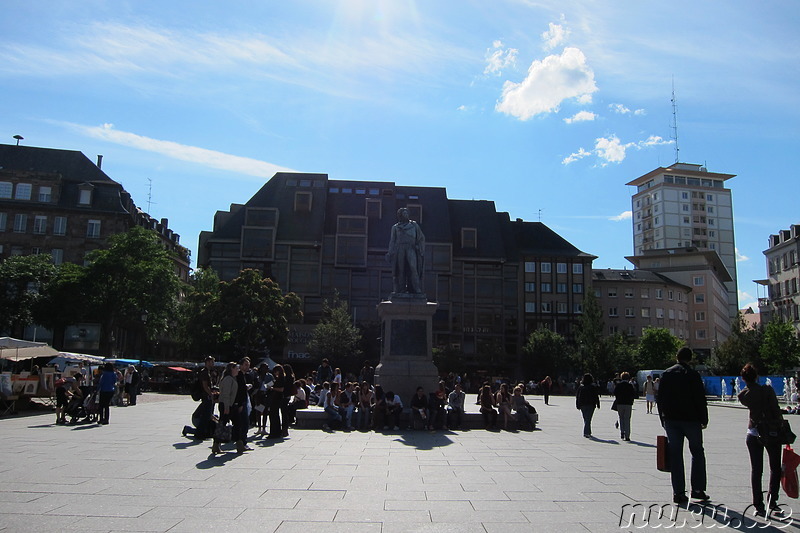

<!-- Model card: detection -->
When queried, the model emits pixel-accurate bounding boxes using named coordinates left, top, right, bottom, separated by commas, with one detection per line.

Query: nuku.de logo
left=618, top=502, right=793, bottom=529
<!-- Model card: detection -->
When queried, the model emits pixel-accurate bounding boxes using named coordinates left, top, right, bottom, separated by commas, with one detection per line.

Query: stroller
left=66, top=386, right=99, bottom=424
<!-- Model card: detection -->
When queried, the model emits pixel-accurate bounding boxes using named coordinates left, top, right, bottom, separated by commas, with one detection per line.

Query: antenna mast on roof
left=670, top=78, right=680, bottom=164
left=146, top=178, right=156, bottom=214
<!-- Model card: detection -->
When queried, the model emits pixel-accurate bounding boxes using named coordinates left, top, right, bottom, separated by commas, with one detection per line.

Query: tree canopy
left=306, top=293, right=362, bottom=367
left=637, top=327, right=682, bottom=370
left=760, top=319, right=800, bottom=375
left=0, top=254, right=57, bottom=337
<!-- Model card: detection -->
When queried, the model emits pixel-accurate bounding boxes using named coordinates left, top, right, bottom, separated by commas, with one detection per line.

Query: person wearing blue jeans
left=658, top=347, right=709, bottom=505
left=576, top=374, right=600, bottom=437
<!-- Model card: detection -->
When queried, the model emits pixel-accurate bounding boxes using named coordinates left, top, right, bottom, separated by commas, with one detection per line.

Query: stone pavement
left=1, top=393, right=798, bottom=532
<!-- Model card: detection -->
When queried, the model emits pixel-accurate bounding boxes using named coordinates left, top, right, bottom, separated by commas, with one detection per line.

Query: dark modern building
left=0, top=144, right=190, bottom=354
left=198, top=172, right=596, bottom=375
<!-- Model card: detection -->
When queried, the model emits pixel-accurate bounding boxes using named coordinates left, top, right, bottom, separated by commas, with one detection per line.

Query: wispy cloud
left=738, top=290, right=758, bottom=312
left=67, top=122, right=294, bottom=179
left=609, top=211, right=632, bottom=221
left=736, top=248, right=750, bottom=262
left=541, top=21, right=570, bottom=51
left=563, top=134, right=672, bottom=165
left=484, top=40, right=518, bottom=76
left=496, top=47, right=597, bottom=121
left=564, top=110, right=596, bottom=124
left=609, top=103, right=646, bottom=115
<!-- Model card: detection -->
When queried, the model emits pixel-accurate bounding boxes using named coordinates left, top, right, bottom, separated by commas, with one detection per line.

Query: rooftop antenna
left=146, top=178, right=157, bottom=214
left=538, top=209, right=543, bottom=222
left=670, top=79, right=680, bottom=164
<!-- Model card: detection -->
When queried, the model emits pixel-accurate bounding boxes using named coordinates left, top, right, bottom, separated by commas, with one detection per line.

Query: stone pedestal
left=374, top=298, right=440, bottom=407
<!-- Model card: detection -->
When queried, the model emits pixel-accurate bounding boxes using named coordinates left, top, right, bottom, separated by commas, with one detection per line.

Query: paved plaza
left=1, top=393, right=798, bottom=532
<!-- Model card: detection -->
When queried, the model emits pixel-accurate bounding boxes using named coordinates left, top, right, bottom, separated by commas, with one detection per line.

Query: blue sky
left=2, top=1, right=798, bottom=312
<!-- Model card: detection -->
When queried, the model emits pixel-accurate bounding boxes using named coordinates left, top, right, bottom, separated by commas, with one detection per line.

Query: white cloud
left=736, top=248, right=750, bottom=262
left=634, top=109, right=646, bottom=116
left=564, top=110, right=596, bottom=124
left=541, top=22, right=570, bottom=51
left=610, top=103, right=631, bottom=114
left=496, top=47, right=598, bottom=121
left=484, top=40, right=518, bottom=76
left=70, top=123, right=294, bottom=179
left=738, top=290, right=758, bottom=312
left=562, top=134, right=673, bottom=165
left=609, top=211, right=632, bottom=221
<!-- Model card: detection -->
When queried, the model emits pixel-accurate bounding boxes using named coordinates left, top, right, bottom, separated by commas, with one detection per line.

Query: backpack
left=190, top=376, right=203, bottom=401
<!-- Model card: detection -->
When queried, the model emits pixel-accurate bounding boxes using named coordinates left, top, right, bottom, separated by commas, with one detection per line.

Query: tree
left=760, top=319, right=800, bottom=375
left=604, top=333, right=637, bottom=374
left=85, top=226, right=186, bottom=354
left=176, top=267, right=223, bottom=359
left=33, top=262, right=90, bottom=348
left=306, top=293, right=361, bottom=368
left=574, top=290, right=607, bottom=377
left=709, top=312, right=763, bottom=375
left=522, top=328, right=571, bottom=380
left=0, top=254, right=57, bottom=337
left=217, top=269, right=302, bottom=358
left=637, top=327, right=682, bottom=370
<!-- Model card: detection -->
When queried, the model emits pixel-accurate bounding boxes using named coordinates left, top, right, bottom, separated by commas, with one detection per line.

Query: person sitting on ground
left=385, top=391, right=403, bottom=430
left=339, top=382, right=355, bottom=431
left=356, top=381, right=374, bottom=431
left=496, top=382, right=516, bottom=430
left=317, top=382, right=330, bottom=407
left=511, top=386, right=535, bottom=430
left=480, top=384, right=498, bottom=429
left=323, top=382, right=343, bottom=430
left=410, top=386, right=429, bottom=430
left=286, top=379, right=307, bottom=426
left=447, top=383, right=466, bottom=430
left=373, top=385, right=387, bottom=429
left=429, top=381, right=448, bottom=430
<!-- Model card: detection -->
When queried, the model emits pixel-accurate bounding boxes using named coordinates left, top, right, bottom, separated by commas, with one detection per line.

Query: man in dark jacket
left=657, top=347, right=709, bottom=504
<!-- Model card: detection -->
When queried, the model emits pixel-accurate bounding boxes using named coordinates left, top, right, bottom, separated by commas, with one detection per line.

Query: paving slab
left=1, top=394, right=798, bottom=532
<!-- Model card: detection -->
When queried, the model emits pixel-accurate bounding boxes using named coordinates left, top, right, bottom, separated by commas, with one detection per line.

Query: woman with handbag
left=576, top=373, right=600, bottom=438
left=211, top=363, right=239, bottom=455
left=613, top=372, right=636, bottom=441
left=738, top=363, right=784, bottom=517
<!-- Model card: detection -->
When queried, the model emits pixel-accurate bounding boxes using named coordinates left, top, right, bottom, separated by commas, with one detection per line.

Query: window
left=609, top=307, right=618, bottom=317
left=682, top=204, right=690, bottom=212
left=641, top=307, right=650, bottom=318
left=14, top=183, right=32, bottom=200
left=0, top=182, right=12, bottom=198
left=541, top=282, right=552, bottom=293
left=556, top=283, right=567, bottom=293
left=33, top=216, right=47, bottom=234
left=573, top=264, right=583, bottom=274
left=245, top=208, right=277, bottom=227
left=696, top=329, right=707, bottom=340
left=681, top=191, right=689, bottom=200
left=541, top=262, right=552, bottom=273
left=668, top=290, right=673, bottom=300
left=609, top=326, right=619, bottom=335
left=524, top=282, right=536, bottom=292
left=557, top=263, right=567, bottom=274
left=86, top=219, right=101, bottom=238
left=707, top=206, right=714, bottom=214
left=695, top=293, right=705, bottom=304
left=541, top=302, right=552, bottom=313
left=51, top=249, right=63, bottom=265
left=573, top=303, right=583, bottom=314
left=668, top=309, right=675, bottom=319
left=294, top=191, right=312, bottom=212
left=0, top=212, right=6, bottom=231
left=693, top=276, right=704, bottom=286
left=78, top=188, right=92, bottom=205
left=461, top=228, right=477, bottom=249
left=594, top=288, right=601, bottom=297
left=335, top=235, right=367, bottom=267
left=695, top=311, right=706, bottom=321
left=677, top=292, right=683, bottom=302
left=608, top=288, right=617, bottom=297
left=623, top=289, right=633, bottom=298
left=365, top=198, right=381, bottom=218
left=655, top=289, right=663, bottom=299
left=13, top=214, right=27, bottom=233
left=525, top=302, right=536, bottom=313
left=53, top=216, right=67, bottom=236
left=625, top=307, right=634, bottom=317
left=558, top=302, right=567, bottom=314
left=241, top=228, right=275, bottom=259
left=656, top=308, right=664, bottom=319
left=572, top=283, right=583, bottom=293
left=706, top=194, right=714, bottom=202
left=641, top=288, right=649, bottom=298
left=708, top=218, right=715, bottom=226
left=524, top=262, right=536, bottom=273
left=38, top=186, right=52, bottom=202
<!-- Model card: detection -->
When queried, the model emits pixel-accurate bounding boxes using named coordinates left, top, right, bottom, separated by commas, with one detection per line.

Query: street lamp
left=140, top=311, right=148, bottom=367
left=12, top=135, right=23, bottom=146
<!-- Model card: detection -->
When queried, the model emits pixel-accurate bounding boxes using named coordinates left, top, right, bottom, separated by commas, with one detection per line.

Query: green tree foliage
left=176, top=267, right=223, bottom=359
left=0, top=254, right=57, bottom=336
left=604, top=333, right=637, bottom=375
left=522, top=328, right=571, bottom=380
left=307, top=293, right=361, bottom=367
left=709, top=312, right=764, bottom=375
left=574, top=290, right=607, bottom=377
left=637, top=327, right=682, bottom=370
left=217, top=269, right=302, bottom=358
left=84, top=226, right=185, bottom=352
left=760, top=319, right=800, bottom=375
left=33, top=262, right=90, bottom=345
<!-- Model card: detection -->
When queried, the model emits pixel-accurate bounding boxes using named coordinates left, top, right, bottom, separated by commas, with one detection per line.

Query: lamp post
left=140, top=311, right=148, bottom=368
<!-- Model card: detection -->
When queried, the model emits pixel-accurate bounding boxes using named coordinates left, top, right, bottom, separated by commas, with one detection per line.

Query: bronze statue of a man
left=386, top=207, right=425, bottom=295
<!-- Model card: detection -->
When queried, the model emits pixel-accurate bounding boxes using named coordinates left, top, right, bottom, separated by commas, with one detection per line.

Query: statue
left=386, top=207, right=425, bottom=295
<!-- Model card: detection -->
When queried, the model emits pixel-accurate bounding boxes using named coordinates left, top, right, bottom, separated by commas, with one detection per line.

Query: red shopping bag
left=782, top=444, right=800, bottom=499
left=657, top=435, right=670, bottom=472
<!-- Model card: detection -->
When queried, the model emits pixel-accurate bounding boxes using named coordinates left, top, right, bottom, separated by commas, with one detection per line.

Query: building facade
left=0, top=144, right=190, bottom=353
left=627, top=163, right=738, bottom=320
left=198, top=172, right=596, bottom=373
left=592, top=268, right=692, bottom=341
left=626, top=248, right=732, bottom=357
left=757, top=224, right=800, bottom=333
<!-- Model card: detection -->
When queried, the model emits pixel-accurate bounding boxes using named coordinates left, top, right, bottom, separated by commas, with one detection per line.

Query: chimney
left=96, top=155, right=103, bottom=169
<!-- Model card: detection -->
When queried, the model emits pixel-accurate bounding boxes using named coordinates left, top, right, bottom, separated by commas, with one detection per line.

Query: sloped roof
left=0, top=144, right=118, bottom=184
left=511, top=219, right=596, bottom=259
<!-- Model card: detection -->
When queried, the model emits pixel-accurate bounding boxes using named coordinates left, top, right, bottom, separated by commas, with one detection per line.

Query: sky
left=1, top=1, right=799, bottom=312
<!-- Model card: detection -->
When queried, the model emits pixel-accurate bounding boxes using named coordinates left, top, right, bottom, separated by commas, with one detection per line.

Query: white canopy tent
left=48, top=352, right=107, bottom=371
left=0, top=337, right=59, bottom=362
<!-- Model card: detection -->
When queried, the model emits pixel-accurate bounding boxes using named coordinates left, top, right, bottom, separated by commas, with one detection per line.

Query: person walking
left=657, top=347, right=709, bottom=505
left=738, top=363, right=785, bottom=517
left=97, top=363, right=117, bottom=425
left=613, top=372, right=636, bottom=441
left=576, top=373, right=600, bottom=438
left=643, top=374, right=656, bottom=414
left=212, top=363, right=239, bottom=455
left=267, top=364, right=286, bottom=439
left=541, top=376, right=552, bottom=405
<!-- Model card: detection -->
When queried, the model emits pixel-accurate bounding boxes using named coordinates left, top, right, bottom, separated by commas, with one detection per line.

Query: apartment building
left=198, top=172, right=596, bottom=372
left=757, top=224, right=800, bottom=333
left=627, top=163, right=738, bottom=320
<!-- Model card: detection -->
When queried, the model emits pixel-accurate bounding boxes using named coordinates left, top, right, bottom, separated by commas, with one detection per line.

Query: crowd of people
left=54, top=362, right=141, bottom=425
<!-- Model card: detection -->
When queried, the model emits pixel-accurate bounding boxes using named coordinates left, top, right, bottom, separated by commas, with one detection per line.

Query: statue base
left=374, top=299, right=440, bottom=407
